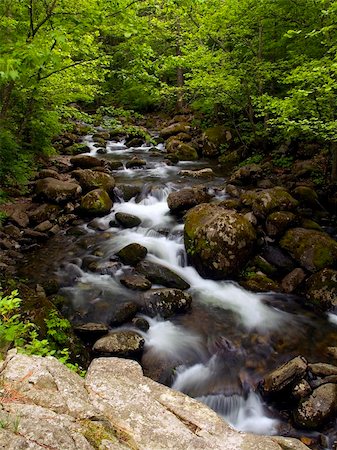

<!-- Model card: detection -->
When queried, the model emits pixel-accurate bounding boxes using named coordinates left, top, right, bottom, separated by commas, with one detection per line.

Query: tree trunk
left=176, top=18, right=184, bottom=111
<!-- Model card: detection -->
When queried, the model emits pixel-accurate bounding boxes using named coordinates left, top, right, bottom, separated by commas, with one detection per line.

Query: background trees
left=1, top=0, right=337, bottom=187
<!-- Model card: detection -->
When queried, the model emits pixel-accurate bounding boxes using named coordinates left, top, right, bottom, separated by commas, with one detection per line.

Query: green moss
left=81, top=420, right=119, bottom=449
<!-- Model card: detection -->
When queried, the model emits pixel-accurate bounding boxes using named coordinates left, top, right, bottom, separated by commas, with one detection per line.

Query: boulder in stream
left=184, top=204, right=256, bottom=279
left=93, top=330, right=144, bottom=357
left=160, top=122, right=191, bottom=138
left=241, top=187, right=298, bottom=218
left=109, top=302, right=139, bottom=326
left=261, top=356, right=308, bottom=397
left=117, top=243, right=148, bottom=266
left=80, top=188, right=112, bottom=216
left=141, top=288, right=192, bottom=318
left=115, top=212, right=142, bottom=228
left=167, top=186, right=213, bottom=214
left=120, top=273, right=152, bottom=291
left=293, top=383, right=337, bottom=429
left=35, top=178, right=82, bottom=204
left=136, top=260, right=190, bottom=290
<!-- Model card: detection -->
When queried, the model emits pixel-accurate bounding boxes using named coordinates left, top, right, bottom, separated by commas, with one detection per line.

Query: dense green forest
left=1, top=0, right=337, bottom=188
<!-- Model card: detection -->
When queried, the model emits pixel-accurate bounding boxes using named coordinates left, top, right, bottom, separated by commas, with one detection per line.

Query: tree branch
left=37, top=57, right=100, bottom=81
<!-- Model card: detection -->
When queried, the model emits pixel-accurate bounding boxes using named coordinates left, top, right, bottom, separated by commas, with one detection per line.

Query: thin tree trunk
left=176, top=18, right=184, bottom=111
left=331, top=142, right=337, bottom=183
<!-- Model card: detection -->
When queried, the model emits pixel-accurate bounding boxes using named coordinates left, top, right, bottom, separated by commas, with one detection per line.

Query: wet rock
left=115, top=184, right=141, bottom=201
left=167, top=186, right=212, bottom=214
left=261, top=245, right=296, bottom=275
left=3, top=224, right=21, bottom=239
left=93, top=131, right=110, bottom=140
left=74, top=322, right=109, bottom=340
left=125, top=137, right=144, bottom=148
left=166, top=138, right=181, bottom=153
left=179, top=168, right=215, bottom=179
left=292, top=379, right=312, bottom=400
left=35, top=178, right=82, bottom=204
left=125, top=157, right=146, bottom=169
left=160, top=122, right=191, bottom=139
left=241, top=273, right=280, bottom=293
left=105, top=160, right=124, bottom=170
left=23, top=229, right=49, bottom=240
left=293, top=160, right=318, bottom=178
left=88, top=260, right=121, bottom=276
left=309, top=363, right=337, bottom=377
left=218, top=198, right=241, bottom=210
left=110, top=302, right=139, bottom=326
left=293, top=383, right=337, bottom=429
left=80, top=189, right=112, bottom=216
left=132, top=317, right=150, bottom=331
left=141, top=288, right=192, bottom=318
left=175, top=143, right=199, bottom=161
left=252, top=255, right=277, bottom=276
left=93, top=331, right=144, bottom=357
left=305, top=268, right=337, bottom=310
left=226, top=184, right=241, bottom=198
left=120, top=274, right=152, bottom=291
left=117, top=243, right=148, bottom=266
left=229, top=164, right=263, bottom=185
left=327, top=347, right=337, bottom=360
left=136, top=260, right=190, bottom=290
left=261, top=356, right=308, bottom=396
left=28, top=203, right=61, bottom=224
left=293, top=186, right=321, bottom=209
left=38, top=169, right=60, bottom=179
left=34, top=220, right=53, bottom=233
left=115, top=212, right=141, bottom=228
left=70, top=154, right=103, bottom=169
left=241, top=187, right=298, bottom=218
left=72, top=169, right=115, bottom=195
left=281, top=268, right=306, bottom=293
left=184, top=204, right=256, bottom=279
left=266, top=211, right=296, bottom=237
left=280, top=228, right=337, bottom=273
left=63, top=142, right=90, bottom=155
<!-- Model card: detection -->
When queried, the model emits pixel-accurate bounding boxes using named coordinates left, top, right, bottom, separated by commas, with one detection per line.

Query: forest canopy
left=1, top=0, right=337, bottom=186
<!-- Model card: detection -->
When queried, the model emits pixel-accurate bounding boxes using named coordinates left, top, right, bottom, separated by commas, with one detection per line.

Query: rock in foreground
left=0, top=351, right=309, bottom=450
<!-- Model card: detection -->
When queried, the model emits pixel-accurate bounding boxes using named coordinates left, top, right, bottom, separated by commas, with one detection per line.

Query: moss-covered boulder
left=160, top=122, right=191, bottom=139
left=250, top=186, right=298, bottom=218
left=80, top=189, right=112, bottom=216
left=72, top=169, right=115, bottom=195
left=63, top=143, right=90, bottom=156
left=117, top=243, right=147, bottom=266
left=184, top=204, right=257, bottom=279
left=175, top=143, right=198, bottom=161
left=70, top=154, right=103, bottom=169
left=293, top=186, right=320, bottom=208
left=305, top=268, right=337, bottom=310
left=202, top=126, right=232, bottom=157
left=240, top=273, right=280, bottom=292
left=266, top=211, right=296, bottom=237
left=280, top=228, right=337, bottom=272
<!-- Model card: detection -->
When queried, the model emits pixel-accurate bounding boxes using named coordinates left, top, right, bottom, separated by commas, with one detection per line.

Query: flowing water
left=19, top=133, right=337, bottom=446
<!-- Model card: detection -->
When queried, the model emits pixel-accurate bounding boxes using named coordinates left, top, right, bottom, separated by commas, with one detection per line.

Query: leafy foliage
left=0, top=289, right=84, bottom=375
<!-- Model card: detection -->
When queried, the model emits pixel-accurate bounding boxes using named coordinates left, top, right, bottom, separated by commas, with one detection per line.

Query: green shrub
left=0, top=289, right=85, bottom=375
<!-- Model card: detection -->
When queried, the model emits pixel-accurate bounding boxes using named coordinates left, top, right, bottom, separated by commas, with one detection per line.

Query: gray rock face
left=136, top=260, right=190, bottom=290
left=0, top=351, right=309, bottom=450
left=261, top=356, right=308, bottom=396
left=93, top=331, right=144, bottom=356
left=141, top=288, right=192, bottom=318
left=293, top=383, right=337, bottom=429
left=184, top=204, right=256, bottom=279
left=35, top=177, right=82, bottom=204
left=167, top=186, right=212, bottom=214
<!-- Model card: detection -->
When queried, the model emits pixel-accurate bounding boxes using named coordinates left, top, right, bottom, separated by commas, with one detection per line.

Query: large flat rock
left=0, top=351, right=309, bottom=450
